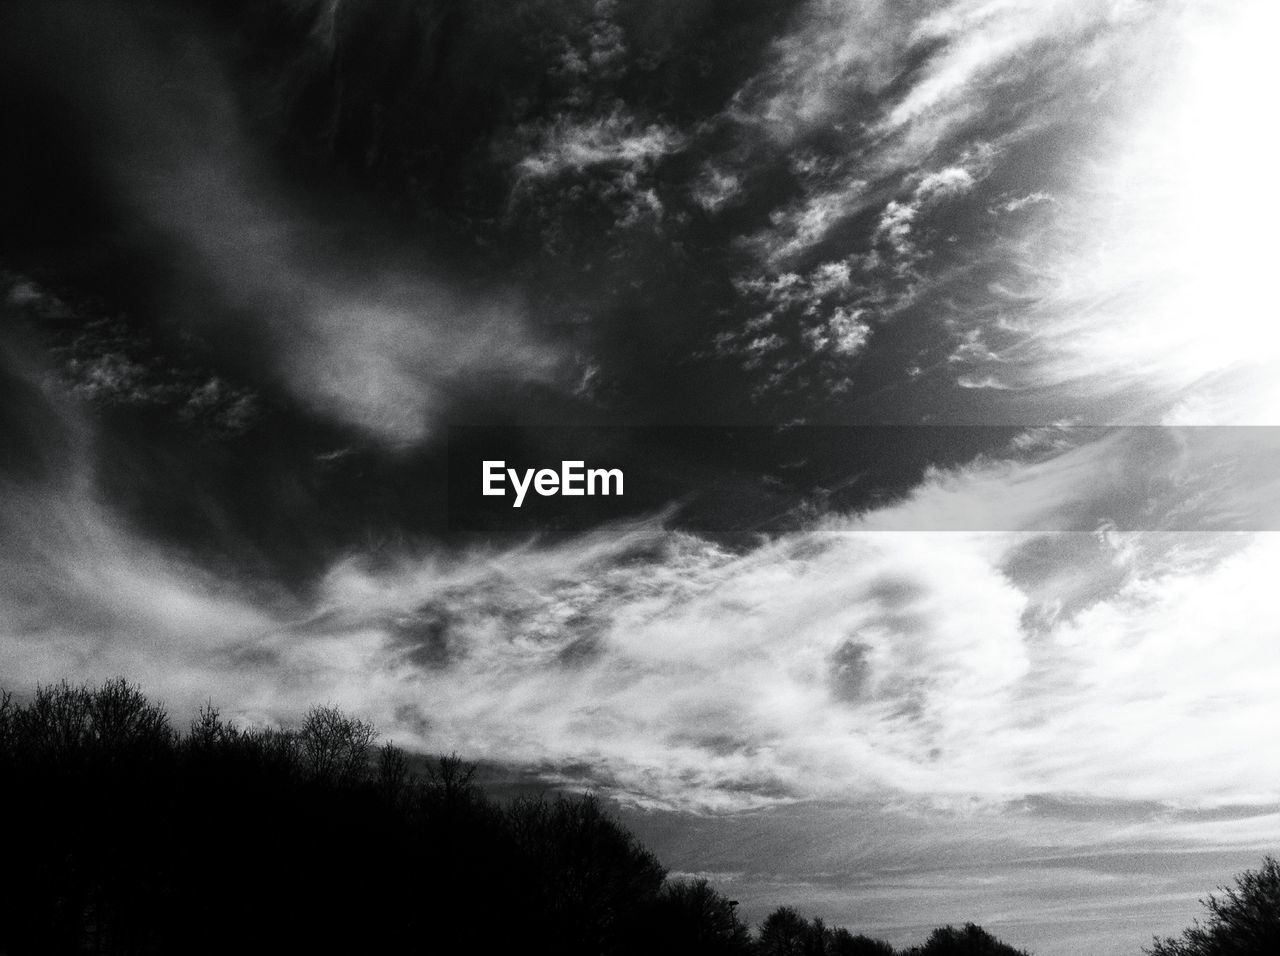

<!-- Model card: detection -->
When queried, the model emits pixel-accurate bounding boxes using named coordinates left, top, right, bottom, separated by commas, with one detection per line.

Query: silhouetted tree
left=0, top=688, right=13, bottom=749
left=376, top=740, right=412, bottom=800
left=187, top=700, right=231, bottom=749
left=904, top=923, right=1030, bottom=956
left=624, top=877, right=754, bottom=955
left=761, top=906, right=825, bottom=955
left=830, top=927, right=897, bottom=956
left=298, top=703, right=377, bottom=783
left=86, top=676, right=172, bottom=751
left=1147, top=857, right=1280, bottom=956
left=508, top=792, right=667, bottom=954
left=0, top=677, right=1050, bottom=956
left=760, top=906, right=900, bottom=956
left=425, top=750, right=479, bottom=803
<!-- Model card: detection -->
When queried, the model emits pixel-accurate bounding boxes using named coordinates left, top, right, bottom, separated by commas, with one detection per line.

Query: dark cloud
left=0, top=0, right=1134, bottom=593
left=389, top=611, right=458, bottom=671
left=6, top=274, right=258, bottom=434
left=829, top=639, right=872, bottom=703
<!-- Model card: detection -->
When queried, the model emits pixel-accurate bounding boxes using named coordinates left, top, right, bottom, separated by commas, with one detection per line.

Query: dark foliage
left=754, top=910, right=1028, bottom=956
left=902, top=923, right=1030, bottom=956
left=1, top=679, right=1035, bottom=956
left=758, top=906, right=901, bottom=956
left=627, top=877, right=756, bottom=956
left=0, top=679, right=748, bottom=955
left=1147, top=857, right=1280, bottom=956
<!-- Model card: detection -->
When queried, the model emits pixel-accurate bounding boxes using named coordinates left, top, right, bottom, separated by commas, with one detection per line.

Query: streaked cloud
left=941, top=0, right=1280, bottom=424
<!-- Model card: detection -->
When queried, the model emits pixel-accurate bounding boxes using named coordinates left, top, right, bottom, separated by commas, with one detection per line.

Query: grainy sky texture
left=2, top=1, right=1279, bottom=952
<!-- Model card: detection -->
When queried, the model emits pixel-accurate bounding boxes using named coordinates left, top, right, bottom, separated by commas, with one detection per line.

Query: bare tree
left=1147, top=857, right=1280, bottom=956
left=0, top=689, right=13, bottom=751
left=187, top=701, right=239, bottom=750
left=377, top=741, right=412, bottom=800
left=298, top=705, right=378, bottom=784
left=88, top=677, right=172, bottom=751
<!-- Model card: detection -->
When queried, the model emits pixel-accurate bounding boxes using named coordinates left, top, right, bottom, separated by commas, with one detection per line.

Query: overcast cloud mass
left=2, top=1, right=1279, bottom=952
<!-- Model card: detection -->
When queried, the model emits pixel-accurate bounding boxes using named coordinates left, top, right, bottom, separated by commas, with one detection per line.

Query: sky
left=2, top=0, right=1279, bottom=952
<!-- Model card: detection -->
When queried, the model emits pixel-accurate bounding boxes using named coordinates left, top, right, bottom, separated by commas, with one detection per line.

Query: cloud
left=875, top=158, right=987, bottom=261
left=738, top=0, right=1152, bottom=167
left=721, top=263, right=873, bottom=370
left=28, top=2, right=561, bottom=446
left=690, top=165, right=745, bottom=213
left=750, top=179, right=871, bottom=266
left=956, top=374, right=1014, bottom=390
left=721, top=142, right=991, bottom=386
left=989, top=191, right=1056, bottom=216
left=4, top=275, right=258, bottom=434
left=501, top=104, right=684, bottom=240
left=7, top=408, right=1280, bottom=816
left=706, top=0, right=1178, bottom=412
left=276, top=287, right=554, bottom=444
left=0, top=355, right=281, bottom=707
left=6, top=0, right=1278, bottom=820
left=513, top=109, right=682, bottom=181
left=812, top=307, right=871, bottom=356
left=938, top=0, right=1280, bottom=424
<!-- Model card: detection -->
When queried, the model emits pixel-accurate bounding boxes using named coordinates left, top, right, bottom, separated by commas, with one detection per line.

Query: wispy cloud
left=7, top=409, right=1280, bottom=816
left=939, top=0, right=1280, bottom=424
left=874, top=152, right=991, bottom=264
left=504, top=107, right=682, bottom=234
left=709, top=0, right=1178, bottom=408
left=749, top=179, right=872, bottom=267
left=5, top=276, right=258, bottom=434
left=512, top=110, right=682, bottom=181
left=62, top=5, right=560, bottom=446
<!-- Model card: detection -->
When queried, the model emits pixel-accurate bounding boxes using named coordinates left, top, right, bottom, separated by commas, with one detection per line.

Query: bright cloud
left=944, top=0, right=1280, bottom=424
left=513, top=110, right=682, bottom=180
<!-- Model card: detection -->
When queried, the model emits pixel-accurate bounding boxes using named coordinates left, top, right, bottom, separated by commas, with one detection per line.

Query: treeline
left=1145, top=856, right=1280, bottom=956
left=757, top=909, right=1026, bottom=956
left=1, top=678, right=1024, bottom=955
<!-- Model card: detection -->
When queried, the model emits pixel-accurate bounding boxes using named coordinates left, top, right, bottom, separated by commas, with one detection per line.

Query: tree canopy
left=1147, top=857, right=1280, bottom=956
left=2, top=678, right=1036, bottom=955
